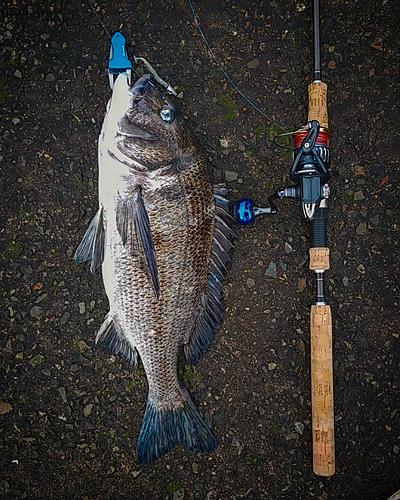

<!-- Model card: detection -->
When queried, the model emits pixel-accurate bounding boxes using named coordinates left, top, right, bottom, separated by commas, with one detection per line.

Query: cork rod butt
left=310, top=304, right=335, bottom=476
left=308, top=81, right=329, bottom=131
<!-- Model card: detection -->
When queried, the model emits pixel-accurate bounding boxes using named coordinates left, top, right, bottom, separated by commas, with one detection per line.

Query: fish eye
left=159, top=106, right=175, bottom=124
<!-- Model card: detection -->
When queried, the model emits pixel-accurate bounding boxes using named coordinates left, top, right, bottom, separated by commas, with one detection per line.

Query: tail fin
left=136, top=393, right=216, bottom=463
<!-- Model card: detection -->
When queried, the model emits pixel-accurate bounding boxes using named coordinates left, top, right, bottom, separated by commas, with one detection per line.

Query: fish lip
left=129, top=74, right=153, bottom=95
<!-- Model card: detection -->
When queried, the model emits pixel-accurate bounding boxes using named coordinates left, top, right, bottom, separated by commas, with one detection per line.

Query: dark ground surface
left=1, top=0, right=399, bottom=499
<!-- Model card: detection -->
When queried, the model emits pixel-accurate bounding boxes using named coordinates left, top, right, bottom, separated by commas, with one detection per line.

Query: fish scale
left=74, top=72, right=235, bottom=463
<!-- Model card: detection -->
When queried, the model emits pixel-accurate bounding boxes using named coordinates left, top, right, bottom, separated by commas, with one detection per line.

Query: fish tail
left=136, top=392, right=216, bottom=463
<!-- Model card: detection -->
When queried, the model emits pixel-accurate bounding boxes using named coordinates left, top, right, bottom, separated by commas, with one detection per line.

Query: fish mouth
left=129, top=74, right=153, bottom=95
left=115, top=74, right=159, bottom=141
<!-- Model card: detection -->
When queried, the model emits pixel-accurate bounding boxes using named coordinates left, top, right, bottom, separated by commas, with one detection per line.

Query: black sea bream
left=75, top=73, right=235, bottom=463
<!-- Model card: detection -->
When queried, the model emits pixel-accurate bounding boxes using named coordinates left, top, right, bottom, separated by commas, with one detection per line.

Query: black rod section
left=313, top=0, right=321, bottom=81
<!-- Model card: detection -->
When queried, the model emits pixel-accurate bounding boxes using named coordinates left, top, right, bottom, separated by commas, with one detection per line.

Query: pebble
left=356, top=222, right=367, bottom=235
left=14, top=70, right=22, bottom=78
left=231, top=435, right=240, bottom=447
left=284, top=242, right=292, bottom=254
left=73, top=96, right=82, bottom=108
left=279, top=259, right=287, bottom=272
left=268, top=362, right=277, bottom=370
left=295, top=422, right=305, bottom=435
left=84, top=404, right=93, bottom=417
left=0, top=402, right=12, bottom=415
left=265, top=262, right=277, bottom=278
left=394, top=445, right=399, bottom=455
left=219, top=139, right=229, bottom=148
left=29, top=354, right=44, bottom=368
left=247, top=58, right=260, bottom=69
left=45, top=73, right=56, bottom=82
left=12, top=118, right=20, bottom=125
left=354, top=190, right=364, bottom=201
left=246, top=278, right=256, bottom=288
left=60, top=312, right=70, bottom=325
left=79, top=302, right=86, bottom=315
left=30, top=306, right=43, bottom=318
left=58, top=386, right=67, bottom=403
left=192, top=462, right=199, bottom=474
left=342, top=276, right=349, bottom=286
left=225, top=171, right=238, bottom=182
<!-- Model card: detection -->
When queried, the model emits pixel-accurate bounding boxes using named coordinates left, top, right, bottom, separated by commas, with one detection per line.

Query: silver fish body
left=75, top=73, right=235, bottom=463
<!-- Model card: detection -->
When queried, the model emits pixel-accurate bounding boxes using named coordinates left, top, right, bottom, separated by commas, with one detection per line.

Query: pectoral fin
left=116, top=189, right=160, bottom=299
left=74, top=207, right=105, bottom=273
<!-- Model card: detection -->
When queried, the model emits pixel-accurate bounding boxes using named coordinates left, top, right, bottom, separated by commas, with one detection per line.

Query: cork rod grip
left=310, top=304, right=335, bottom=476
left=308, top=81, right=328, bottom=130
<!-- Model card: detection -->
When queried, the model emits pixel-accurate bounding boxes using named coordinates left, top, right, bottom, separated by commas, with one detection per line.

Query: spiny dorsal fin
left=116, top=188, right=160, bottom=299
left=96, top=313, right=139, bottom=367
left=74, top=207, right=105, bottom=273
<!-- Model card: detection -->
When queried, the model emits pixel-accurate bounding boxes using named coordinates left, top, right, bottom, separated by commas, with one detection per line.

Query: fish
left=74, top=72, right=235, bottom=463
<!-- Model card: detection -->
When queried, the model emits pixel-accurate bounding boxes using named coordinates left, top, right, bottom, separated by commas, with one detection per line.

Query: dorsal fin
left=184, top=186, right=236, bottom=365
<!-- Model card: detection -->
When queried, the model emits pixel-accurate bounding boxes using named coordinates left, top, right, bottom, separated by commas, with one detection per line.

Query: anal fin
left=96, top=313, right=139, bottom=367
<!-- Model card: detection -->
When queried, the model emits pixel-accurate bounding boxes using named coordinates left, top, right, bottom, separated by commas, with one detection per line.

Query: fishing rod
left=234, top=0, right=335, bottom=476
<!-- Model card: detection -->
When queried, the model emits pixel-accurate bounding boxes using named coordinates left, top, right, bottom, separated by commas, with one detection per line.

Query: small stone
left=192, top=462, right=199, bottom=474
left=30, top=354, right=44, bottom=368
left=60, top=312, right=70, bottom=325
left=219, top=139, right=229, bottom=148
left=284, top=242, right=292, bottom=254
left=132, top=470, right=141, bottom=478
left=173, top=489, right=185, bottom=500
left=328, top=60, right=336, bottom=69
left=246, top=278, right=256, bottom=288
left=79, top=302, right=86, bottom=315
left=12, top=118, right=20, bottom=125
left=356, top=222, right=367, bottom=235
left=247, top=58, right=260, bottom=70
left=30, top=306, right=43, bottom=318
left=70, top=364, right=79, bottom=373
left=393, top=445, right=399, bottom=455
left=14, top=70, right=22, bottom=78
left=84, top=404, right=93, bottom=417
left=357, top=264, right=366, bottom=274
left=354, top=190, right=364, bottom=201
left=225, top=171, right=238, bottom=182
left=231, top=435, right=240, bottom=447
left=297, top=278, right=307, bottom=292
left=342, top=276, right=349, bottom=286
left=66, top=246, right=74, bottom=257
left=295, top=422, right=305, bottom=435
left=45, top=73, right=56, bottom=82
left=73, top=96, right=82, bottom=108
left=279, top=259, right=287, bottom=271
left=0, top=402, right=12, bottom=414
left=58, top=386, right=67, bottom=403
left=265, top=262, right=277, bottom=278
left=268, top=362, right=277, bottom=371
left=176, top=92, right=183, bottom=99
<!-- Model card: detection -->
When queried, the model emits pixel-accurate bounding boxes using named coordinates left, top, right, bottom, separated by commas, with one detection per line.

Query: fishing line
left=85, top=0, right=111, bottom=38
left=188, top=0, right=287, bottom=133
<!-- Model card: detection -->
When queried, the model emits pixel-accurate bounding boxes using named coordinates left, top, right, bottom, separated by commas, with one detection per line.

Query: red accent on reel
left=294, top=131, right=329, bottom=148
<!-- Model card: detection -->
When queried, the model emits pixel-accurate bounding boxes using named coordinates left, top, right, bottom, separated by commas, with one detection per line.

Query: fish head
left=103, top=73, right=186, bottom=172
